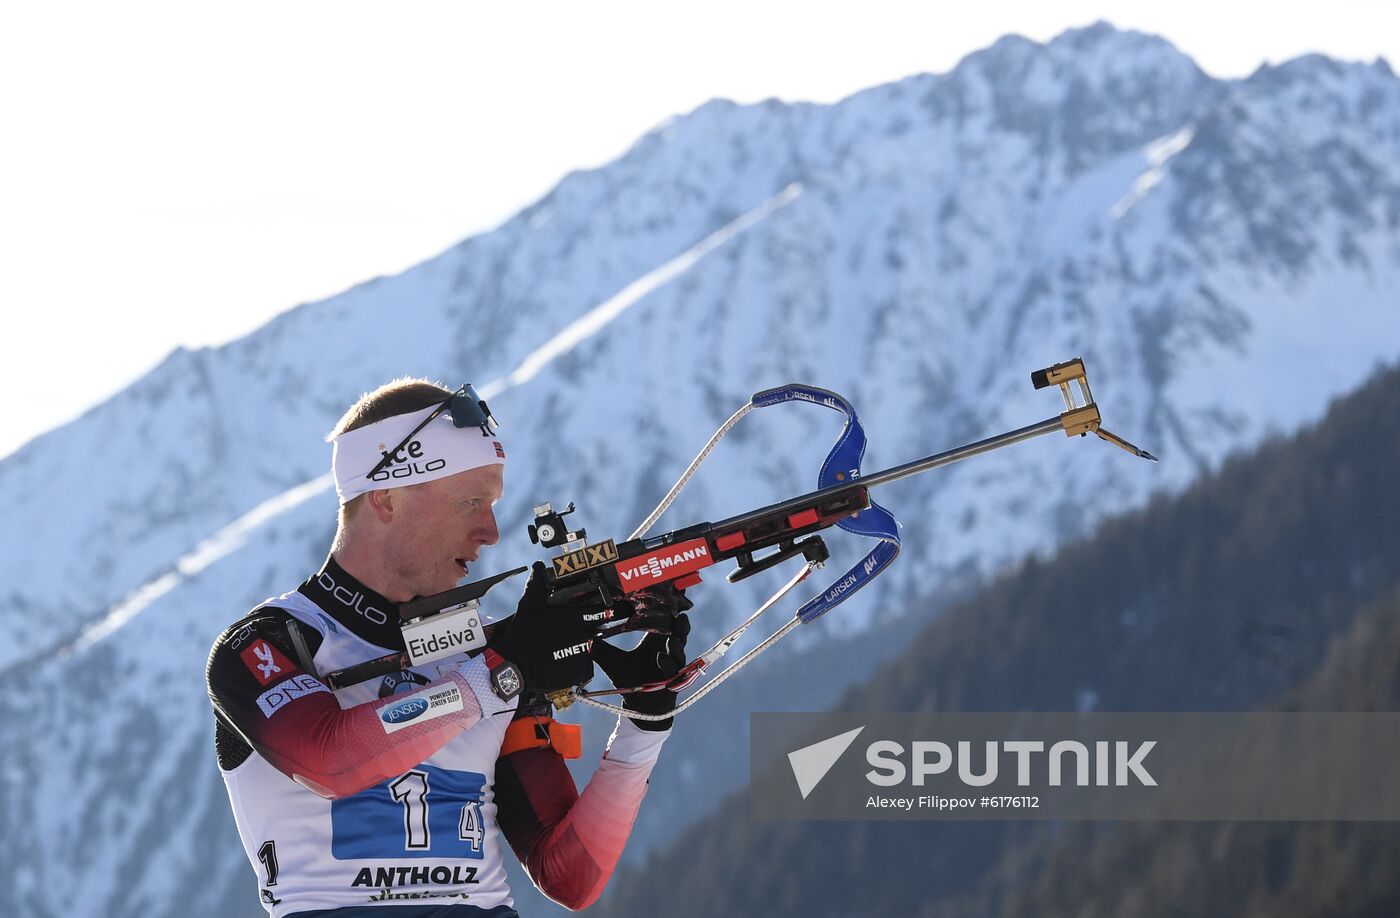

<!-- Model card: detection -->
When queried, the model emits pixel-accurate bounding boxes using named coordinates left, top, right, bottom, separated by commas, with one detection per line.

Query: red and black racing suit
left=207, top=559, right=667, bottom=916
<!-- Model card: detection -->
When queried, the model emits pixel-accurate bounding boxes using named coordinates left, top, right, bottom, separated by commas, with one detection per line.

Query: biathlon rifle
left=531, top=357, right=1156, bottom=641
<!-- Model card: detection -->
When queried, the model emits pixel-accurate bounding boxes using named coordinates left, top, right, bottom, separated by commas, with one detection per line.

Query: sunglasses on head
left=364, top=384, right=497, bottom=480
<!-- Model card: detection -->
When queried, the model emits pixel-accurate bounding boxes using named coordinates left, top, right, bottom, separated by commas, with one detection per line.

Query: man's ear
left=365, top=488, right=396, bottom=524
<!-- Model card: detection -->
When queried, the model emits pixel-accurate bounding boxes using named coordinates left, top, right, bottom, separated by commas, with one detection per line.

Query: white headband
left=332, top=403, right=505, bottom=505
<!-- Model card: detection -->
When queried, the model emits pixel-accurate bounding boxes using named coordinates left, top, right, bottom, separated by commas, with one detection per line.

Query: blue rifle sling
left=749, top=384, right=901, bottom=622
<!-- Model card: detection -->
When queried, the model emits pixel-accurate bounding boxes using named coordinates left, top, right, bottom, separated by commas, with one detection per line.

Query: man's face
left=382, top=464, right=504, bottom=599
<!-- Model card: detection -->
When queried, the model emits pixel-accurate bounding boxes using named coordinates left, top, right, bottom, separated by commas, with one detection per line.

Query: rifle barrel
left=711, top=415, right=1065, bottom=533
left=856, top=415, right=1065, bottom=490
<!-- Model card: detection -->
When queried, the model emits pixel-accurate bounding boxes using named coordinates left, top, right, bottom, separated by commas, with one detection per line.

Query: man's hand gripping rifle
left=531, top=358, right=1156, bottom=721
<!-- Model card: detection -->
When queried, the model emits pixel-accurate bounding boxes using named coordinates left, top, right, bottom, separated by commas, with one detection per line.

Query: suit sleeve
left=495, top=714, right=669, bottom=911
left=206, top=611, right=516, bottom=799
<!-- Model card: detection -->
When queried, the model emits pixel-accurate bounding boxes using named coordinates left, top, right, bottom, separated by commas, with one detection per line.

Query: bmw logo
left=380, top=669, right=429, bottom=698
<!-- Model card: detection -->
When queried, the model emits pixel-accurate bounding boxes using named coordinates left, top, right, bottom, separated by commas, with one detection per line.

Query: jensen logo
left=379, top=685, right=465, bottom=734
left=381, top=698, right=429, bottom=725
left=616, top=538, right=712, bottom=592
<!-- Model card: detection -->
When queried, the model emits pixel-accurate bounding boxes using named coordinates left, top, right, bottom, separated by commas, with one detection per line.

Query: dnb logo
left=256, top=674, right=330, bottom=718
left=380, top=669, right=429, bottom=698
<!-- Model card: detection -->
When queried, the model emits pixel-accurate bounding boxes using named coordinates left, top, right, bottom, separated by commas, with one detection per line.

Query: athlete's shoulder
left=206, top=604, right=309, bottom=689
left=210, top=605, right=298, bottom=656
left=206, top=603, right=334, bottom=771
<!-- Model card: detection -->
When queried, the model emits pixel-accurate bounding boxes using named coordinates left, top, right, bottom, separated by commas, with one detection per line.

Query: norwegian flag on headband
left=493, top=441, right=505, bottom=459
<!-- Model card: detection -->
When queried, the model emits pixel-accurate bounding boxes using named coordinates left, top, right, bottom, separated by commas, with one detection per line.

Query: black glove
left=488, top=562, right=596, bottom=695
left=591, top=585, right=692, bottom=731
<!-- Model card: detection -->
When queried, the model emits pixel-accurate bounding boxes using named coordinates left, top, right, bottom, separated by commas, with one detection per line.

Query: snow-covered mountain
left=1, top=22, right=1398, bottom=918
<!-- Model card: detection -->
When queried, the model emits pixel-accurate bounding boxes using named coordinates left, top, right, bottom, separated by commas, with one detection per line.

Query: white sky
left=2, top=1, right=1396, bottom=460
